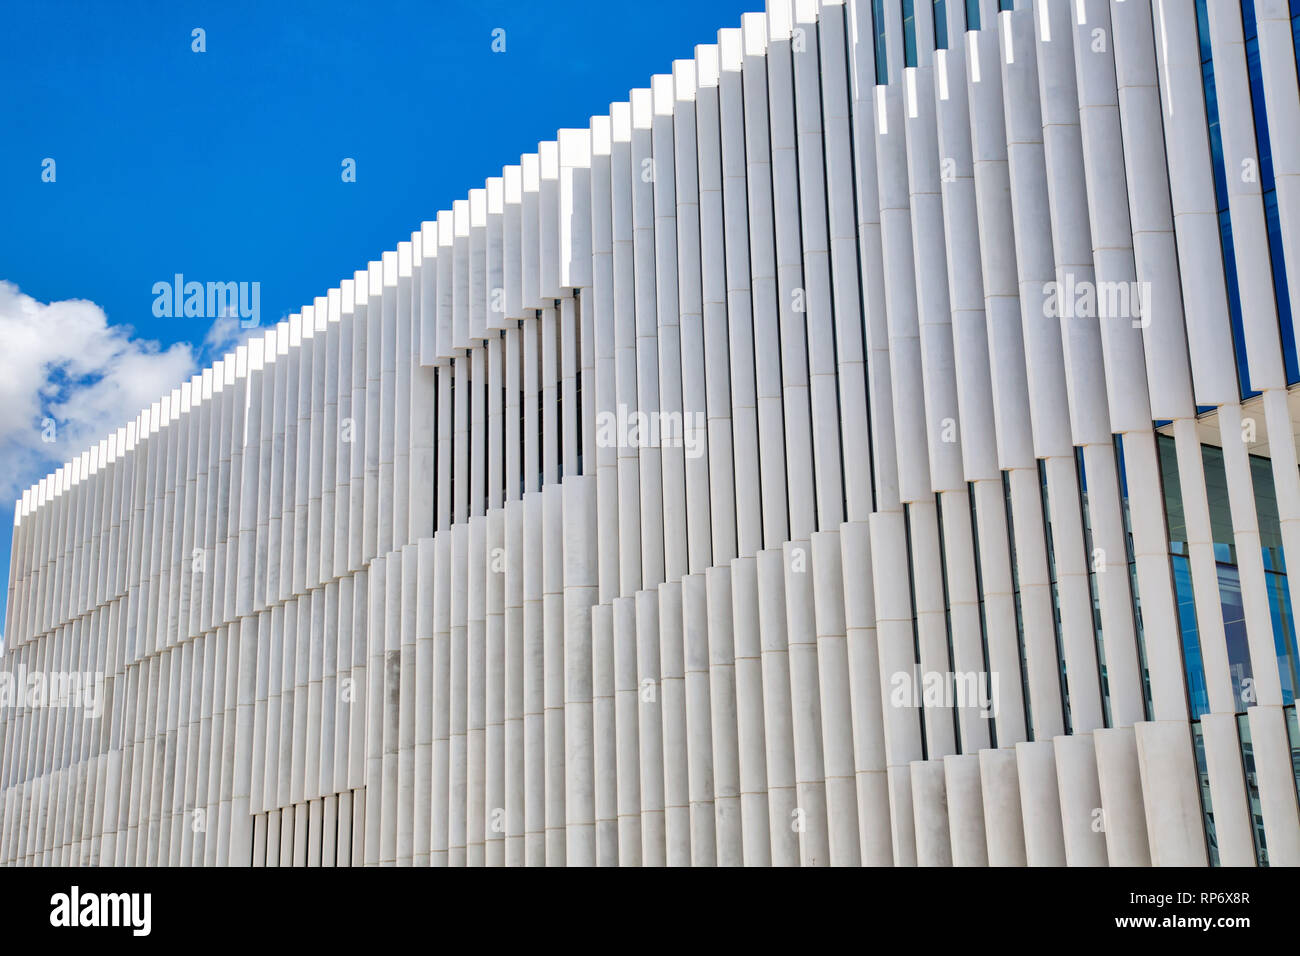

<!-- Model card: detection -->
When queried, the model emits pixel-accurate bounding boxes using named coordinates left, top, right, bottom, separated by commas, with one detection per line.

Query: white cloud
left=0, top=280, right=197, bottom=503
left=201, top=312, right=259, bottom=362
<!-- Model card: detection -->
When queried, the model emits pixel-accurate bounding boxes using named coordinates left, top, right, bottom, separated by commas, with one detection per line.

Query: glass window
left=1218, top=566, right=1259, bottom=712
left=1174, top=440, right=1300, bottom=712
left=1196, top=0, right=1213, bottom=63
left=1293, top=4, right=1299, bottom=75
left=1250, top=454, right=1299, bottom=704
left=1192, top=722, right=1221, bottom=866
left=965, top=0, right=980, bottom=30
left=1158, top=435, right=1211, bottom=719
left=1077, top=448, right=1112, bottom=727
left=903, top=0, right=917, bottom=67
left=1198, top=444, right=1257, bottom=712
left=1285, top=705, right=1300, bottom=817
left=969, top=482, right=998, bottom=748
left=1263, top=191, right=1298, bottom=385
left=903, top=504, right=929, bottom=760
left=1039, top=461, right=1073, bottom=733
left=933, top=0, right=948, bottom=51
left=1267, top=573, right=1298, bottom=703
left=1200, top=439, right=1238, bottom=566
left=1196, top=0, right=1256, bottom=400
left=934, top=493, right=966, bottom=753
left=1237, top=715, right=1270, bottom=865
left=1115, top=435, right=1155, bottom=720
left=1242, top=0, right=1299, bottom=384
left=873, top=0, right=889, bottom=85
left=1002, top=471, right=1035, bottom=737
left=1175, top=555, right=1211, bottom=718
left=1159, top=433, right=1189, bottom=555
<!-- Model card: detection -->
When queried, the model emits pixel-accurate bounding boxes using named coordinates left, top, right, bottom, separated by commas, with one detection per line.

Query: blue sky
left=0, top=0, right=761, bottom=640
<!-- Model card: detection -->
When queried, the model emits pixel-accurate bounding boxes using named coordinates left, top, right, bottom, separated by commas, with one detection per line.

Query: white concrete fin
left=673, top=60, right=697, bottom=101
left=611, top=101, right=632, bottom=142
left=742, top=11, right=769, bottom=55
left=631, top=87, right=653, bottom=128
left=559, top=128, right=590, bottom=168
left=695, top=45, right=720, bottom=87
left=539, top=140, right=559, bottom=180
left=719, top=28, right=743, bottom=71
left=652, top=73, right=674, bottom=114
left=768, top=0, right=793, bottom=40
left=504, top=165, right=523, bottom=204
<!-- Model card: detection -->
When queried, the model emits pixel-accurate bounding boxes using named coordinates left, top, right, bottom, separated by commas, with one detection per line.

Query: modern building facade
left=4, top=0, right=1300, bottom=867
